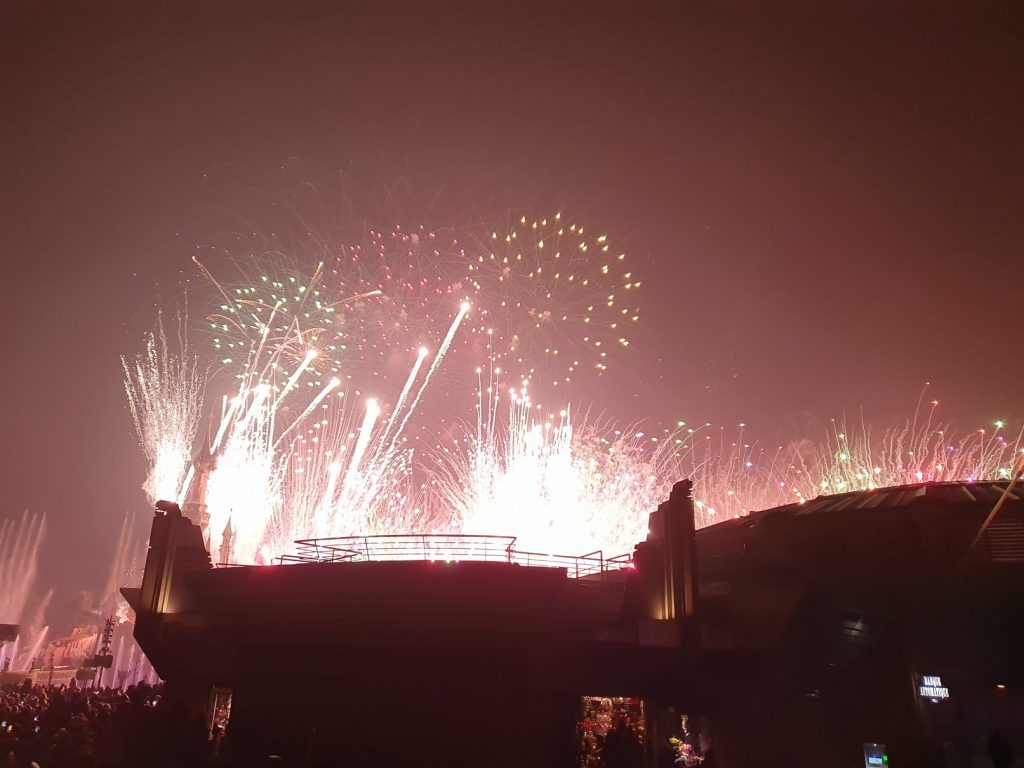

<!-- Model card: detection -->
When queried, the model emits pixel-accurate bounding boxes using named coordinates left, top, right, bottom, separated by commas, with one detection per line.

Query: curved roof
left=695, top=480, right=1024, bottom=579
left=750, top=479, right=1022, bottom=518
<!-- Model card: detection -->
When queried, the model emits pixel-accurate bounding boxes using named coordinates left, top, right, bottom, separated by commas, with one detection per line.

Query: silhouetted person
left=604, top=717, right=641, bottom=768
left=988, top=729, right=1014, bottom=768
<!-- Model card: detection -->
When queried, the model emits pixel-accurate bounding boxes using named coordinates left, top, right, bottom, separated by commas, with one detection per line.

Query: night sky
left=2, top=2, right=1022, bottom=607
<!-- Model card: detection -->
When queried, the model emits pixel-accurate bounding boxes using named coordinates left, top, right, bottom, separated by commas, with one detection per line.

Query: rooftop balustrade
left=260, top=533, right=633, bottom=579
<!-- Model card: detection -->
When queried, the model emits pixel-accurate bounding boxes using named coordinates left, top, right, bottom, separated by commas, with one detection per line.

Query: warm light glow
left=125, top=229, right=1024, bottom=569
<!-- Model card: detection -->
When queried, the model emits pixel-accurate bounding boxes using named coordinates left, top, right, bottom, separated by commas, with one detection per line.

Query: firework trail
left=431, top=381, right=1024, bottom=557
left=430, top=371, right=677, bottom=556
left=0, top=512, right=45, bottom=624
left=323, top=226, right=472, bottom=387
left=133, top=298, right=1024, bottom=562
left=122, top=322, right=204, bottom=504
left=197, top=250, right=383, bottom=388
left=130, top=278, right=1024, bottom=563
left=194, top=221, right=463, bottom=394
left=810, top=408, right=1023, bottom=492
left=131, top=201, right=1022, bottom=564
left=203, top=376, right=429, bottom=564
left=664, top=408, right=1024, bottom=525
left=164, top=207, right=639, bottom=562
left=192, top=272, right=470, bottom=563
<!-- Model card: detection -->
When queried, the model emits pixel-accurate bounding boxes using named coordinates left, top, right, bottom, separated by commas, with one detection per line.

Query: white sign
left=863, top=742, right=887, bottom=768
left=919, top=675, right=950, bottom=699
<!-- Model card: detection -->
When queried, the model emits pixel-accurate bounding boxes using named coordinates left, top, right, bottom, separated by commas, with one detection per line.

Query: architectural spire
left=181, top=431, right=217, bottom=534
left=219, top=517, right=234, bottom=566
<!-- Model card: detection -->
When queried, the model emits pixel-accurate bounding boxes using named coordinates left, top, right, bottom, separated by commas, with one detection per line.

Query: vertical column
left=138, top=504, right=181, bottom=615
left=662, top=479, right=698, bottom=642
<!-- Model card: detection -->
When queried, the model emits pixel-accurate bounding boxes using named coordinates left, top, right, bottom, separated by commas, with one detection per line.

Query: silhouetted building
left=125, top=481, right=1024, bottom=767
left=686, top=480, right=1024, bottom=767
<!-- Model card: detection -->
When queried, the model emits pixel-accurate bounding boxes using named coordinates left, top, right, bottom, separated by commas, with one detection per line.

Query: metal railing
left=271, top=533, right=634, bottom=579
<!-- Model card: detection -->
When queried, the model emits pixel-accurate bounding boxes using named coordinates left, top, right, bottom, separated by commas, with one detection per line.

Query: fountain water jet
left=0, top=512, right=45, bottom=625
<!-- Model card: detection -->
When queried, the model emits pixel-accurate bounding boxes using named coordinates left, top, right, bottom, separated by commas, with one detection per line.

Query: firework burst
left=660, top=409, right=1024, bottom=524
left=430, top=371, right=678, bottom=556
left=122, top=321, right=204, bottom=504
left=462, top=213, right=639, bottom=387
left=128, top=197, right=1019, bottom=565
left=194, top=289, right=469, bottom=564
left=430, top=383, right=1024, bottom=556
left=192, top=205, right=639, bottom=397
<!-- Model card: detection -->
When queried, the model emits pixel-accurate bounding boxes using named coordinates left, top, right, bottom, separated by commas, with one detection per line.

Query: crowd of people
left=577, top=700, right=715, bottom=768
left=0, top=680, right=211, bottom=768
left=578, top=702, right=646, bottom=768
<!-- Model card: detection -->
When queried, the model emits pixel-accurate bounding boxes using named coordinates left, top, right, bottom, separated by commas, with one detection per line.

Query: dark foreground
left=1, top=683, right=212, bottom=768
